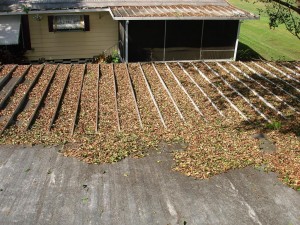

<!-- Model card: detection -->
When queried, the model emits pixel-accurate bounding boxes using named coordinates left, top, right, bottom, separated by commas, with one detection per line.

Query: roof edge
left=0, top=4, right=259, bottom=20
left=112, top=16, right=259, bottom=20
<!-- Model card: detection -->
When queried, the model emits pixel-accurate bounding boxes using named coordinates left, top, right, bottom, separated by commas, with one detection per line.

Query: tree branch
left=287, top=7, right=300, bottom=38
left=270, top=0, right=300, bottom=14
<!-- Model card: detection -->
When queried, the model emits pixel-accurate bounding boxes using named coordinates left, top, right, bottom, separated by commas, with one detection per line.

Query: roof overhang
left=110, top=5, right=259, bottom=20
left=0, top=8, right=111, bottom=16
left=0, top=1, right=232, bottom=13
left=0, top=15, right=21, bottom=45
left=0, top=4, right=259, bottom=21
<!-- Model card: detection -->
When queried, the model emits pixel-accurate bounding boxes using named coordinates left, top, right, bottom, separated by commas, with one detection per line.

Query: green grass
left=228, top=0, right=300, bottom=61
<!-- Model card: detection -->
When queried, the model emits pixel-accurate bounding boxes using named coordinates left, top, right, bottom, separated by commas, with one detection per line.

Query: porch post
left=200, top=20, right=204, bottom=60
left=233, top=20, right=241, bottom=61
left=125, top=20, right=129, bottom=63
left=163, top=20, right=166, bottom=61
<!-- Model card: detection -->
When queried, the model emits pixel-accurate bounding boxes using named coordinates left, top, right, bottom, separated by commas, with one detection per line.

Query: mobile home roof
left=0, top=0, right=257, bottom=20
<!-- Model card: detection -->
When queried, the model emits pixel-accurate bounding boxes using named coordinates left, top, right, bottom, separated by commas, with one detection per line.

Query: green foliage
left=20, top=4, right=30, bottom=14
left=266, top=121, right=282, bottom=130
left=262, top=0, right=300, bottom=39
left=106, top=50, right=121, bottom=63
left=95, top=50, right=121, bottom=63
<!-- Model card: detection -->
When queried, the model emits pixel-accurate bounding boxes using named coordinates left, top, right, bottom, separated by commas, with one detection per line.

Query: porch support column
left=163, top=20, right=166, bottom=61
left=233, top=20, right=241, bottom=61
left=125, top=20, right=129, bottom=63
left=200, top=20, right=205, bottom=60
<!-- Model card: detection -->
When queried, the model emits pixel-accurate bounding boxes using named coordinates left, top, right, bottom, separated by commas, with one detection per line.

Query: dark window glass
left=128, top=20, right=165, bottom=62
left=165, top=20, right=203, bottom=61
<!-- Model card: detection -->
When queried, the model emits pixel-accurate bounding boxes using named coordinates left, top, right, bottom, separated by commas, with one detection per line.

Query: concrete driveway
left=0, top=144, right=299, bottom=225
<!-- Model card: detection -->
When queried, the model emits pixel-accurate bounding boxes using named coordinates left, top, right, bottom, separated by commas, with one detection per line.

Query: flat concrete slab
left=0, top=144, right=299, bottom=225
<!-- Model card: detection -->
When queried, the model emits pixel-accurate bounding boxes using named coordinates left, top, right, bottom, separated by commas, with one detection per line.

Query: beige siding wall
left=26, top=12, right=118, bottom=60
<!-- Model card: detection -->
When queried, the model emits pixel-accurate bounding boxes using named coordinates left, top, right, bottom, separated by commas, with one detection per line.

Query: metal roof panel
left=110, top=5, right=258, bottom=20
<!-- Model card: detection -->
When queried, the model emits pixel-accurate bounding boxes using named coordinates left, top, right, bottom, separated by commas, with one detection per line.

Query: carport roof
left=110, top=5, right=257, bottom=20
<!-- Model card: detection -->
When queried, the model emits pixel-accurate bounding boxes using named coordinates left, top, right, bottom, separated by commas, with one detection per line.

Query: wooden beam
left=125, top=63, right=143, bottom=128
left=26, top=64, right=59, bottom=130
left=95, top=64, right=100, bottom=133
left=112, top=64, right=121, bottom=132
left=48, top=65, right=72, bottom=131
left=139, top=63, right=167, bottom=128
left=0, top=65, right=17, bottom=90
left=0, top=65, right=30, bottom=109
left=71, top=64, right=86, bottom=135
left=0, top=65, right=44, bottom=134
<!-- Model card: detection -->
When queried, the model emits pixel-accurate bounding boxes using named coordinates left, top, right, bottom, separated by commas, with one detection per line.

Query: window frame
left=48, top=14, right=90, bottom=32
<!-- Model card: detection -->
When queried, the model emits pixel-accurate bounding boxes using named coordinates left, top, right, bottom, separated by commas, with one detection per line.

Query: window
left=48, top=15, right=90, bottom=32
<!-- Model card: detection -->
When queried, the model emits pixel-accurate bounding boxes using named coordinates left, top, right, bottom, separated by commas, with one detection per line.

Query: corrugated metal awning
left=0, top=15, right=21, bottom=45
left=110, top=5, right=258, bottom=20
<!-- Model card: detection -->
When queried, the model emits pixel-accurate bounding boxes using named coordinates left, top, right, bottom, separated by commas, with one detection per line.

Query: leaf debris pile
left=76, top=64, right=98, bottom=134
left=0, top=65, right=38, bottom=130
left=15, top=64, right=57, bottom=131
left=0, top=64, right=16, bottom=77
left=0, top=62, right=299, bottom=190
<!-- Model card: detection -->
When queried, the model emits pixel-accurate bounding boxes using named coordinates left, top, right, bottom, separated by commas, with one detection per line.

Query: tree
left=255, top=0, right=300, bottom=38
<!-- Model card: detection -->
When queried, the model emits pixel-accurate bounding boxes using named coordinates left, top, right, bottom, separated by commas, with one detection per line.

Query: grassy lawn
left=228, top=0, right=300, bottom=61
